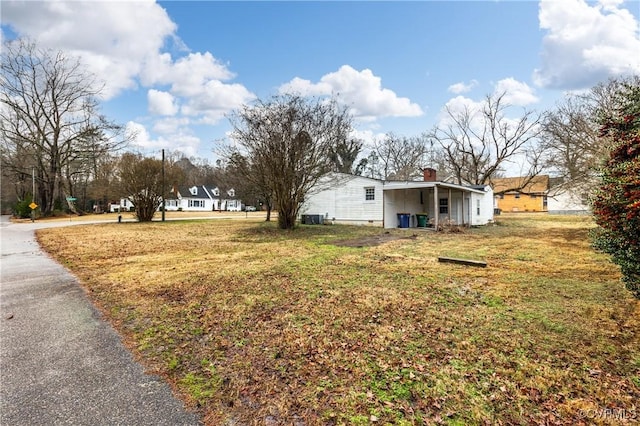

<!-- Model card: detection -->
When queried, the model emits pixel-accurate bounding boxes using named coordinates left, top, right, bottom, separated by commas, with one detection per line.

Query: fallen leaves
left=35, top=216, right=640, bottom=425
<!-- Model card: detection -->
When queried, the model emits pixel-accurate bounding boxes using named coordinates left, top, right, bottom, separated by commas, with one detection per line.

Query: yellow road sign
left=29, top=202, right=38, bottom=210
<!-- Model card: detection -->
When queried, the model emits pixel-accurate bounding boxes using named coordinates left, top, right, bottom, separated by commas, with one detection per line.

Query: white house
left=166, top=185, right=242, bottom=212
left=547, top=179, right=591, bottom=215
left=173, top=185, right=215, bottom=211
left=108, top=198, right=134, bottom=213
left=302, top=174, right=384, bottom=226
left=301, top=169, right=494, bottom=229
left=111, top=185, right=242, bottom=213
left=205, top=186, right=242, bottom=212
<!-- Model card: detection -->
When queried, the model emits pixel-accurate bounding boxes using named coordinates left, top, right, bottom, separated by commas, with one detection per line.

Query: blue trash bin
left=397, top=213, right=410, bottom=228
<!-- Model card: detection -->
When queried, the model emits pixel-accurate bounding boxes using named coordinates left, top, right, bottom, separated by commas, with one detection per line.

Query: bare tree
left=329, top=138, right=363, bottom=174
left=371, top=133, right=430, bottom=180
left=228, top=94, right=352, bottom=229
left=429, top=92, right=543, bottom=191
left=540, top=76, right=640, bottom=193
left=0, top=39, right=127, bottom=215
left=86, top=153, right=120, bottom=213
left=225, top=151, right=274, bottom=220
left=117, top=153, right=183, bottom=222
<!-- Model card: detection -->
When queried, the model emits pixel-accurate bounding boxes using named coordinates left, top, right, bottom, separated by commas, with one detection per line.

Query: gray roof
left=177, top=185, right=209, bottom=199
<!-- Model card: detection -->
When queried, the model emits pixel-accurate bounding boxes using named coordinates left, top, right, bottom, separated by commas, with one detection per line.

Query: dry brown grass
left=36, top=214, right=640, bottom=425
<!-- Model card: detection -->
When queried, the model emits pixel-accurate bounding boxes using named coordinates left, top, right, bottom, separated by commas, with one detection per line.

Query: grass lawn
left=37, top=214, right=640, bottom=425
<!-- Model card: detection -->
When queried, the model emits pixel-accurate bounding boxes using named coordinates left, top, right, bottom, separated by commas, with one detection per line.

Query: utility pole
left=161, top=149, right=166, bottom=222
left=31, top=167, right=35, bottom=222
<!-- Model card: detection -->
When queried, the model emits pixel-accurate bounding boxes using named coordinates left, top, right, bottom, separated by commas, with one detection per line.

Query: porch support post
left=434, top=185, right=439, bottom=230
left=448, top=188, right=452, bottom=223
left=461, top=191, right=465, bottom=226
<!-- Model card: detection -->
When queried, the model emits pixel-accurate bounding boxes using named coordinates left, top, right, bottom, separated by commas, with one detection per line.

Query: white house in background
left=205, top=186, right=242, bottom=212
left=172, top=185, right=215, bottom=211
left=165, top=185, right=242, bottom=212
left=108, top=198, right=134, bottom=213
left=110, top=185, right=242, bottom=213
left=301, top=169, right=494, bottom=229
left=547, top=178, right=591, bottom=215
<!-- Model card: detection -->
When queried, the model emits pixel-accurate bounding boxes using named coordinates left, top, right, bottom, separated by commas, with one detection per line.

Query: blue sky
left=2, top=0, right=639, bottom=163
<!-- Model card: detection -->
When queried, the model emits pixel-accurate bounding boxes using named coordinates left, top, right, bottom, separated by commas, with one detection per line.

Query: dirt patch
left=332, top=232, right=418, bottom=247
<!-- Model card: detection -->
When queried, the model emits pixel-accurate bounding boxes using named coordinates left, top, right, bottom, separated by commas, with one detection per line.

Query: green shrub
left=14, top=199, right=32, bottom=219
left=591, top=80, right=640, bottom=299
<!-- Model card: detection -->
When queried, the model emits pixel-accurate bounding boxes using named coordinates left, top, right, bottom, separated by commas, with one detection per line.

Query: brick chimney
left=423, top=168, right=437, bottom=182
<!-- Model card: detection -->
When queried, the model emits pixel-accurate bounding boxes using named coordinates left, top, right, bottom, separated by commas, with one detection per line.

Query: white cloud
left=534, top=0, right=640, bottom=89
left=2, top=1, right=176, bottom=98
left=125, top=121, right=159, bottom=150
left=126, top=120, right=201, bottom=158
left=148, top=90, right=178, bottom=116
left=2, top=1, right=254, bottom=128
left=142, top=52, right=236, bottom=97
left=279, top=65, right=423, bottom=120
left=182, top=81, right=256, bottom=124
left=437, top=96, right=485, bottom=126
left=351, top=128, right=387, bottom=148
left=448, top=79, right=478, bottom=94
left=494, top=78, right=539, bottom=106
left=152, top=117, right=191, bottom=135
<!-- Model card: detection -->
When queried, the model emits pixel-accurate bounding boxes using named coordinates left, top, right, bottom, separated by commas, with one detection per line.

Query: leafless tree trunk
left=229, top=94, right=352, bottom=230
left=372, top=133, right=429, bottom=180
left=540, top=76, right=640, bottom=194
left=429, top=92, right=543, bottom=191
left=116, top=153, right=183, bottom=222
left=0, top=39, right=127, bottom=215
left=329, top=138, right=363, bottom=174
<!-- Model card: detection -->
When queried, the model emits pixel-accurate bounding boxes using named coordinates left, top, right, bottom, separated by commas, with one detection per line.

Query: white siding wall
left=384, top=185, right=494, bottom=228
left=547, top=188, right=590, bottom=214
left=302, top=174, right=384, bottom=225
left=181, top=199, right=212, bottom=211
left=471, top=186, right=494, bottom=225
left=163, top=199, right=180, bottom=211
left=305, top=176, right=494, bottom=228
left=383, top=189, right=426, bottom=228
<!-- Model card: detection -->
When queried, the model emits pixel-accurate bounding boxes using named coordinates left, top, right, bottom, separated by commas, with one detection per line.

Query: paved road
left=0, top=216, right=202, bottom=425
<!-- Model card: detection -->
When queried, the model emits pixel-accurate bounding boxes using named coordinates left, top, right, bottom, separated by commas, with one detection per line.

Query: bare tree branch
left=429, top=92, right=543, bottom=190
left=228, top=94, right=353, bottom=229
left=1, top=38, right=129, bottom=215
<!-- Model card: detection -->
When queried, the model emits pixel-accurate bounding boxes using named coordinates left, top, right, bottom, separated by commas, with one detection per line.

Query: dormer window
left=228, top=189, right=235, bottom=197
left=212, top=187, right=220, bottom=197
left=190, top=186, right=198, bottom=196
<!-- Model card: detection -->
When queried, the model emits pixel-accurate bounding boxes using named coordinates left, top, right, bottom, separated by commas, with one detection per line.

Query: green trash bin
left=416, top=214, right=428, bottom=228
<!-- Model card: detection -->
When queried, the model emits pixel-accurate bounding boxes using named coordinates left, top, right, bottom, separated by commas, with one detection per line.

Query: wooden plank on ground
left=437, top=256, right=487, bottom=268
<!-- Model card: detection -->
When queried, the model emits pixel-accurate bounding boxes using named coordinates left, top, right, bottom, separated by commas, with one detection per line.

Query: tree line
left=1, top=39, right=638, bottom=296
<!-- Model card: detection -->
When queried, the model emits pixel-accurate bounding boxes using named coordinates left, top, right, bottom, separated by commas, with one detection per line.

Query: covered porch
left=382, top=182, right=486, bottom=229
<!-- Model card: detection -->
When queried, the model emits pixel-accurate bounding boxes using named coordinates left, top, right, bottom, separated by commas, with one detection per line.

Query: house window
left=188, top=200, right=204, bottom=208
left=476, top=200, right=481, bottom=216
left=515, top=193, right=521, bottom=199
left=365, top=187, right=375, bottom=201
left=439, top=198, right=448, bottom=214
left=499, top=194, right=504, bottom=199
left=543, top=196, right=548, bottom=209
left=212, top=188, right=220, bottom=197
left=531, top=194, right=537, bottom=199
left=228, top=189, right=235, bottom=197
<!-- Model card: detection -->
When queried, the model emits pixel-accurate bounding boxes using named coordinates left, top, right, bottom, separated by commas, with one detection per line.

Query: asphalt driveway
left=0, top=216, right=202, bottom=425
